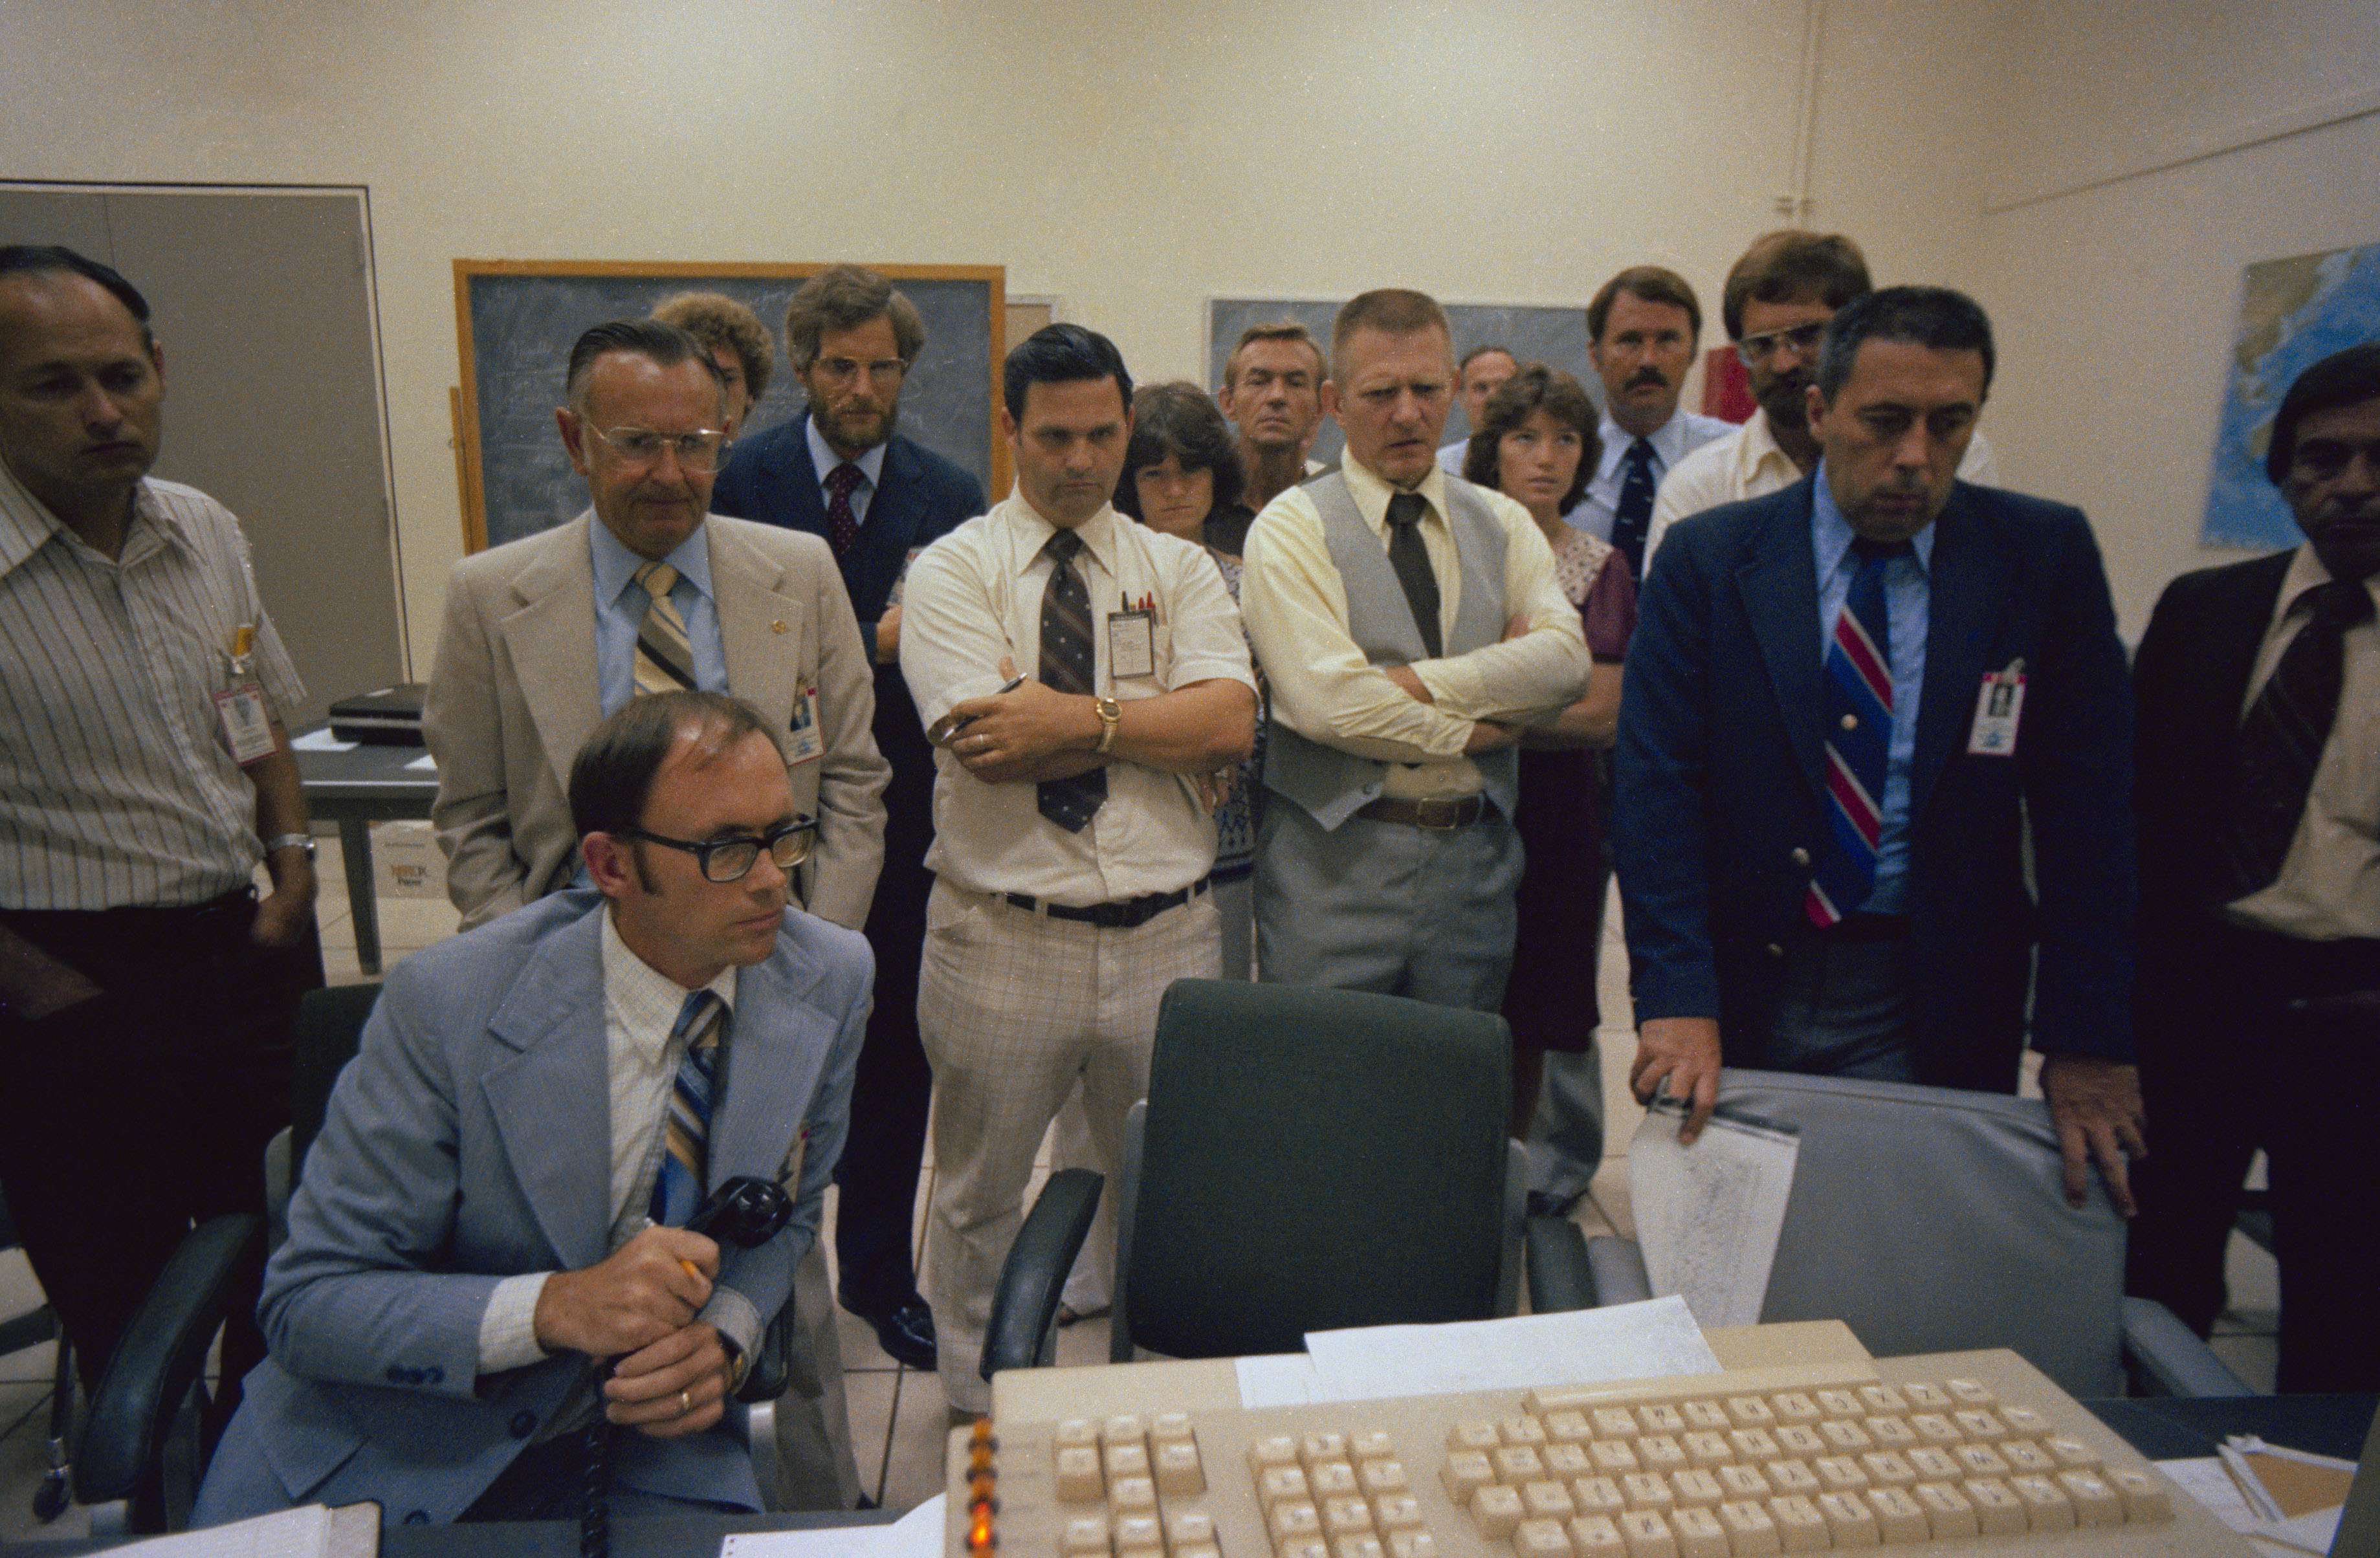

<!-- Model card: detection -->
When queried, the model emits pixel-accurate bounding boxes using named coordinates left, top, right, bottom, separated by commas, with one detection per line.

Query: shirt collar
left=1340, top=448, right=1451, bottom=528
left=805, top=414, right=887, bottom=490
left=2278, top=541, right=2380, bottom=617
left=1005, top=487, right=1121, bottom=577
left=1810, top=459, right=1935, bottom=578
left=1595, top=408, right=1694, bottom=477
left=589, top=510, right=714, bottom=608
left=602, top=905, right=738, bottom=1066
left=0, top=465, right=181, bottom=580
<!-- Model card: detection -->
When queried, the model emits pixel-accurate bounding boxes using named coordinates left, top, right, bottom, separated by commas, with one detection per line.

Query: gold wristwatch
left=1093, top=696, right=1121, bottom=754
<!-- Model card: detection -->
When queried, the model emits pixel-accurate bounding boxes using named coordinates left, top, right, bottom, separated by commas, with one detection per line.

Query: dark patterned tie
left=1610, top=439, right=1658, bottom=576
left=649, top=991, right=727, bottom=1228
left=1382, top=492, right=1443, bottom=660
left=1807, top=538, right=1908, bottom=927
left=1036, top=530, right=1107, bottom=831
left=824, top=462, right=865, bottom=559
left=632, top=562, right=696, bottom=694
left=2217, top=577, right=2374, bottom=900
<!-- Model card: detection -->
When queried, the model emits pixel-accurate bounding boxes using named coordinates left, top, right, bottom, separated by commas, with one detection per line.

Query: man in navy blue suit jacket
left=1614, top=287, right=2143, bottom=1211
left=709, top=266, right=984, bottom=1370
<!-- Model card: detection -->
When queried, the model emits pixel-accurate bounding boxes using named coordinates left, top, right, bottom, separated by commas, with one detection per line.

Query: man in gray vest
left=1240, top=289, right=1591, bottom=1009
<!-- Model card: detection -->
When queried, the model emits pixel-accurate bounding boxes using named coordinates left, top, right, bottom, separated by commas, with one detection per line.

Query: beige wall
left=4, top=0, right=2370, bottom=657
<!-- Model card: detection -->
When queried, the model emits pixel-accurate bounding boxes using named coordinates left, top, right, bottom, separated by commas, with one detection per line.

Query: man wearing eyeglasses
left=711, top=267, right=986, bottom=1376
left=198, top=692, right=870, bottom=1527
left=1644, top=231, right=1998, bottom=567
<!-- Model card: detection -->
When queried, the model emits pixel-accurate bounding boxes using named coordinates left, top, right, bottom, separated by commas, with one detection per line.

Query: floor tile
left=840, top=1365, right=901, bottom=1508
left=879, top=1370, right=960, bottom=1517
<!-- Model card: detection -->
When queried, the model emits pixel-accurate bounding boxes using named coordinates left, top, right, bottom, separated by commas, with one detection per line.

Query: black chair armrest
left=1525, top=1216, right=1597, bottom=1311
left=76, top=1214, right=263, bottom=1506
left=1583, top=1235, right=1654, bottom=1306
left=980, top=1169, right=1102, bottom=1382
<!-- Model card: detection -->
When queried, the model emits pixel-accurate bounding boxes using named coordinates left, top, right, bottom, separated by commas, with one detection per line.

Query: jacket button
left=404, top=1511, right=431, bottom=1525
left=1791, top=848, right=1810, bottom=867
left=1766, top=943, right=1784, bottom=958
left=384, top=1366, right=406, bottom=1385
left=510, top=1410, right=537, bottom=1439
left=423, top=1366, right=443, bottom=1386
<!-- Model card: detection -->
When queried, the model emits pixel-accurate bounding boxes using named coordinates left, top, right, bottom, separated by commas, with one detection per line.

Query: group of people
left=0, top=227, right=2372, bottom=1533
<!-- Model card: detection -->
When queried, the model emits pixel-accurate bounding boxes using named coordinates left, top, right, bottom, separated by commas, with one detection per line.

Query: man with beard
left=1645, top=232, right=1997, bottom=566
left=710, top=266, right=986, bottom=1378
left=2127, top=343, right=2380, bottom=1392
left=1218, top=320, right=1328, bottom=516
left=1572, top=267, right=1732, bottom=577
left=1615, top=287, right=2142, bottom=1221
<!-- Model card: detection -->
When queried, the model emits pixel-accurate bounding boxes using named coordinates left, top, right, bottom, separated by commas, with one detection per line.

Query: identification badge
left=1968, top=662, right=2026, bottom=756
left=785, top=684, right=824, bottom=765
left=1108, top=609, right=1156, bottom=679
left=214, top=681, right=276, bottom=765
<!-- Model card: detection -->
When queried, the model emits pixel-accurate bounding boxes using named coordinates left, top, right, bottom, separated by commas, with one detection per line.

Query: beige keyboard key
left=1680, top=1431, right=1730, bottom=1469
left=1901, top=1382, right=1951, bottom=1410
left=1114, top=1514, right=1163, bottom=1551
left=1178, top=1544, right=1223, bottom=1558
left=1448, top=1421, right=1501, bottom=1453
left=1594, top=1407, right=1641, bottom=1438
left=1495, top=1446, right=1548, bottom=1483
left=1544, top=1443, right=1592, bottom=1478
left=1270, top=1500, right=1322, bottom=1544
left=1765, top=1495, right=1827, bottom=1553
left=1590, top=1440, right=1640, bottom=1474
left=1858, top=1385, right=1908, bottom=1415
left=1814, top=1388, right=1862, bottom=1419
left=1620, top=1472, right=1675, bottom=1512
left=1961, top=1477, right=2027, bottom=1535
left=1352, top=1431, right=1397, bottom=1460
left=1372, top=1494, right=1424, bottom=1531
left=1567, top=1514, right=1625, bottom=1554
left=1770, top=1392, right=1821, bottom=1427
left=1765, top=1460, right=1820, bottom=1495
left=1858, top=1450, right=1916, bottom=1487
left=1503, top=1416, right=1548, bottom=1447
left=1724, top=1397, right=1776, bottom=1429
left=1638, top=1403, right=1686, bottom=1436
left=1279, top=1540, right=1330, bottom=1558
left=1946, top=1379, right=1996, bottom=1406
left=1954, top=1442, right=2010, bottom=1478
left=1773, top=1425, right=1824, bottom=1458
left=1912, top=1480, right=1977, bottom=1538
left=1908, top=1412, right=1961, bottom=1447
left=1471, top=1484, right=1525, bottom=1538
left=1264, top=1465, right=1315, bottom=1508
left=2044, top=1434, right=2100, bottom=1470
left=1716, top=1499, right=1780, bottom=1556
left=1062, top=1515, right=1112, bottom=1554
left=1253, top=1435, right=1301, bottom=1472
left=2001, top=1439, right=2054, bottom=1475
left=1056, top=1418, right=1099, bottom=1447
left=1055, top=1445, right=1106, bottom=1502
left=1440, top=1452, right=1492, bottom=1502
left=1358, top=1458, right=1409, bottom=1496
left=1323, top=1496, right=1374, bottom=1536
left=1514, top=1519, right=1572, bottom=1558
left=1813, top=1455, right=1868, bottom=1493
left=2010, top=1473, right=2075, bottom=1530
left=1119, top=1544, right=1165, bottom=1558
left=1309, top=1462, right=1358, bottom=1499
left=1304, top=1433, right=1351, bottom=1465
left=1616, top=1509, right=1678, bottom=1558
left=2000, top=1405, right=2051, bottom=1436
left=1669, top=1506, right=1728, bottom=1558
left=1818, top=1419, right=1872, bottom=1452
left=1151, top=1412, right=1193, bottom=1443
left=1863, top=1415, right=1915, bottom=1449
left=1573, top=1476, right=1626, bottom=1515
left=1111, top=1476, right=1157, bottom=1514
left=1716, top=1464, right=1772, bottom=1500
left=1103, top=1415, right=1149, bottom=1447
left=1907, top=1447, right=1960, bottom=1482
left=1105, top=1443, right=1151, bottom=1480
left=1334, top=1537, right=1385, bottom=1558
left=1668, top=1468, right=1723, bottom=1507
left=1155, top=1439, right=1205, bottom=1495
left=2107, top=1468, right=2172, bottom=1521
left=1636, top=1436, right=1686, bottom=1473
left=1165, top=1511, right=1217, bottom=1547
left=1728, top=1427, right=1779, bottom=1460
left=1383, top=1534, right=1436, bottom=1558
left=1525, top=1480, right=1580, bottom=1520
left=1681, top=1400, right=1730, bottom=1432
left=2057, top=1470, right=2122, bottom=1528
left=1865, top=1487, right=1928, bottom=1543
left=1545, top=1410, right=1594, bottom=1445
left=1813, top=1491, right=1879, bottom=1546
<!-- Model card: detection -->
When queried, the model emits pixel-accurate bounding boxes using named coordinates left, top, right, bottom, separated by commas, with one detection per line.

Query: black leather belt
left=1001, top=881, right=1207, bottom=929
left=1356, top=794, right=1489, bottom=829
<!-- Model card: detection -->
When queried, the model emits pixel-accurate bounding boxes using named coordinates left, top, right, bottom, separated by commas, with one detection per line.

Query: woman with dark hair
left=1464, top=365, right=1635, bottom=1136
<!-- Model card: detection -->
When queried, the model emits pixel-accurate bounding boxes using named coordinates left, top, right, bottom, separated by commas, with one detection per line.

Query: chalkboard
left=1207, top=298, right=1602, bottom=466
left=455, top=261, right=1004, bottom=552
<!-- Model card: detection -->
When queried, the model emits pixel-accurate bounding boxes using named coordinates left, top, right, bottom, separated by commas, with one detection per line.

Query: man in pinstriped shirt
left=0, top=245, right=320, bottom=1405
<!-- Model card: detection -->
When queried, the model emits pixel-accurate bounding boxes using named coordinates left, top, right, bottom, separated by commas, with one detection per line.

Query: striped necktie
left=1807, top=538, right=1908, bottom=927
left=632, top=561, right=696, bottom=695
left=649, top=990, right=726, bottom=1228
left=1036, top=529, right=1107, bottom=832
left=2216, top=576, right=2375, bottom=901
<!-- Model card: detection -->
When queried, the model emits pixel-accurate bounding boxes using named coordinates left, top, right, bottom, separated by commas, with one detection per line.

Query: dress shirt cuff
left=478, top=1272, right=554, bottom=1375
left=700, top=1284, right=763, bottom=1364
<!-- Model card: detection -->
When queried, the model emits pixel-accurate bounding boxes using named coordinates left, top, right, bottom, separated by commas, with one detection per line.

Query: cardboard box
left=373, top=820, right=448, bottom=900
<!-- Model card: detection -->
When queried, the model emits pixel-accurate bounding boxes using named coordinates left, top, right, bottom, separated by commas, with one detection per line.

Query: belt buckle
left=1414, top=796, right=1465, bottom=831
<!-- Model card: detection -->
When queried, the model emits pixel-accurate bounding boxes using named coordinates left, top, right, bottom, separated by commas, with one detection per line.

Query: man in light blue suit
left=197, top=692, right=869, bottom=1527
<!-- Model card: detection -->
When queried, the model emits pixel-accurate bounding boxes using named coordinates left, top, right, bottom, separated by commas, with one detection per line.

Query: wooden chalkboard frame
left=452, top=259, right=1008, bottom=553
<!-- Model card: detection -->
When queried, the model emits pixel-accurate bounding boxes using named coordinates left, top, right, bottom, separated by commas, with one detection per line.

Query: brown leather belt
left=1355, top=794, right=1490, bottom=830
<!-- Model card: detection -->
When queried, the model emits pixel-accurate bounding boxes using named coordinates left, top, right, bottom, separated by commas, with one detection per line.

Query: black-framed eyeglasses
left=619, top=819, right=815, bottom=882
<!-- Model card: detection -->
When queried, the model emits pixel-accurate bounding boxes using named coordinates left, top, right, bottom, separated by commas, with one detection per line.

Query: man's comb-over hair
left=1223, top=320, right=1324, bottom=389
left=569, top=690, right=774, bottom=841
left=563, top=319, right=725, bottom=411
left=1330, top=291, right=1450, bottom=379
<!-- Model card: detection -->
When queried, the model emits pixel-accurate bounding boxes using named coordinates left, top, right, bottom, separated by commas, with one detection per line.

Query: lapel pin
left=771, top=619, right=788, bottom=634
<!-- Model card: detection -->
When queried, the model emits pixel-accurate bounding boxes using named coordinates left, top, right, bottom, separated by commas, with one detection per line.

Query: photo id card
left=214, top=681, right=276, bottom=765
left=1108, top=608, right=1156, bottom=679
left=785, top=684, right=825, bottom=765
left=1968, top=664, right=2026, bottom=756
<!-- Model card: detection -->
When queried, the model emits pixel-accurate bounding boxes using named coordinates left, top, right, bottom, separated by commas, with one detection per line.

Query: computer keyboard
left=947, top=1344, right=2256, bottom=1555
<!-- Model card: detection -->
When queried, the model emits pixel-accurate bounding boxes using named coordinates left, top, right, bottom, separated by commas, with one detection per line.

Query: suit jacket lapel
left=500, top=514, right=604, bottom=801
left=711, top=932, right=835, bottom=1187
left=1910, top=488, right=2007, bottom=820
left=1737, top=485, right=1827, bottom=796
left=479, top=906, right=613, bottom=1269
left=762, top=416, right=829, bottom=531
left=713, top=520, right=802, bottom=727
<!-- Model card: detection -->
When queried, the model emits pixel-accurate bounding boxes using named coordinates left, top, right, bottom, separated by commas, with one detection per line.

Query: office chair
left=1552, top=1070, right=2250, bottom=1399
left=982, top=979, right=1594, bottom=1383
left=1, top=1188, right=75, bottom=1522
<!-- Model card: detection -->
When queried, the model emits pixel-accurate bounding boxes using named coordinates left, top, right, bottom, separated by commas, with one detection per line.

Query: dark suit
left=712, top=415, right=986, bottom=1314
left=1614, top=477, right=2135, bottom=1093
left=2126, top=550, right=2380, bottom=1391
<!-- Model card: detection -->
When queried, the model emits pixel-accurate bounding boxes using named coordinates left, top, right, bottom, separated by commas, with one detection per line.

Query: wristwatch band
left=265, top=832, right=316, bottom=856
left=1093, top=696, right=1121, bottom=755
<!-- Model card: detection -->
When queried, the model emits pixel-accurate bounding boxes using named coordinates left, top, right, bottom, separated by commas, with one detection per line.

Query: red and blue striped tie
left=1807, top=539, right=1907, bottom=927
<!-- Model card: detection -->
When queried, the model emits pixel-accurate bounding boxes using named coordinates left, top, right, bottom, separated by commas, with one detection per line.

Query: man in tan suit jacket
left=428, top=320, right=888, bottom=936
left=423, top=320, right=886, bottom=1509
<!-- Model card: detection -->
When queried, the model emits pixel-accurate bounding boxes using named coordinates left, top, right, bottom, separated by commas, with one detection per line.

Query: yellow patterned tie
left=633, top=562, right=696, bottom=695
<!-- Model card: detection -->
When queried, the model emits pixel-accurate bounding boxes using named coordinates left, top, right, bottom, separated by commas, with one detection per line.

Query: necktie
left=1610, top=439, right=1658, bottom=576
left=1383, top=492, right=1443, bottom=660
left=1807, top=538, right=1908, bottom=927
left=632, top=562, right=696, bottom=696
left=1036, top=530, right=1107, bottom=832
left=2216, top=576, right=2375, bottom=900
left=824, top=462, right=864, bottom=559
left=649, top=990, right=727, bottom=1228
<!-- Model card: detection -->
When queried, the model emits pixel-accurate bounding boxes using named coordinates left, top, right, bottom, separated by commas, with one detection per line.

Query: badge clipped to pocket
left=215, top=624, right=276, bottom=765
left=1968, top=659, right=2026, bottom=756
left=1108, top=601, right=1156, bottom=679
left=785, top=683, right=825, bottom=765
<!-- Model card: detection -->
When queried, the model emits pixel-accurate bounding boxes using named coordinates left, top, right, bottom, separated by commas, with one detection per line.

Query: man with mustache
left=1615, top=287, right=2143, bottom=1222
left=2127, top=343, right=2380, bottom=1391
left=711, top=265, right=988, bottom=1379
left=1644, top=232, right=1998, bottom=567
left=1574, top=267, right=1732, bottom=577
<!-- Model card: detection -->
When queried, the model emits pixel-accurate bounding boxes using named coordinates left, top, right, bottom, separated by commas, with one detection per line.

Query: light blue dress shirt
left=1566, top=408, right=1734, bottom=538
left=588, top=518, right=727, bottom=716
left=805, top=414, right=889, bottom=530
left=1810, top=464, right=1934, bottom=917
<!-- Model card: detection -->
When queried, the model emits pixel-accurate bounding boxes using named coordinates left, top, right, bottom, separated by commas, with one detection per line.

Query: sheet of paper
left=291, top=727, right=357, bottom=752
left=103, top=1502, right=346, bottom=1557
left=1236, top=1350, right=1322, bottom=1407
left=721, top=1493, right=943, bottom=1558
left=1301, top=1295, right=1721, bottom=1403
left=2159, top=1455, right=2341, bottom=1556
left=404, top=752, right=437, bottom=770
left=1629, top=1098, right=1800, bottom=1328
